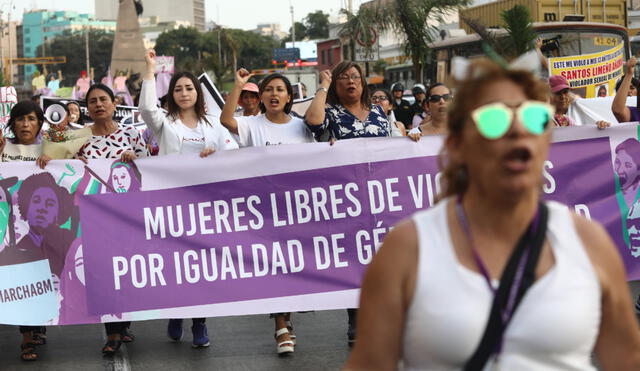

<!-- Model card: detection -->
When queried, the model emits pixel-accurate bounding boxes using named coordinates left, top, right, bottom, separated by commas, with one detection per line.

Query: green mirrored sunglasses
left=471, top=101, right=554, bottom=140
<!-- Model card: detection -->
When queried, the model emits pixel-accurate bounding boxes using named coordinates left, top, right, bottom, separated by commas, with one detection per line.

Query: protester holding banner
left=0, top=100, right=49, bottom=361
left=370, top=89, right=405, bottom=136
left=221, top=68, right=315, bottom=355
left=221, top=69, right=314, bottom=148
left=140, top=49, right=237, bottom=158
left=549, top=75, right=612, bottom=128
left=72, top=83, right=147, bottom=355
left=139, top=49, right=238, bottom=347
left=305, top=62, right=392, bottom=145
left=612, top=58, right=640, bottom=123
left=1, top=101, right=45, bottom=163
left=305, top=61, right=394, bottom=346
left=346, top=59, right=640, bottom=371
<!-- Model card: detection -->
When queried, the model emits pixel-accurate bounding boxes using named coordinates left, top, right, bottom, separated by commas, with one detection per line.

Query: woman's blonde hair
left=439, top=59, right=550, bottom=199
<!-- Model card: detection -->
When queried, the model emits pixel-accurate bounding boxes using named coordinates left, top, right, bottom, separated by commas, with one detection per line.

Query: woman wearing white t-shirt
left=139, top=49, right=238, bottom=349
left=221, top=69, right=313, bottom=356
left=221, top=69, right=314, bottom=148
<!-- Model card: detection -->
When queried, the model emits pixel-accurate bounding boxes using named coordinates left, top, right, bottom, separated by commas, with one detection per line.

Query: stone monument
left=110, top=0, right=146, bottom=75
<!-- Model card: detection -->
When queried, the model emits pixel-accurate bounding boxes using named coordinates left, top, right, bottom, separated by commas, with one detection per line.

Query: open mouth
left=269, top=98, right=280, bottom=107
left=503, top=147, right=532, bottom=172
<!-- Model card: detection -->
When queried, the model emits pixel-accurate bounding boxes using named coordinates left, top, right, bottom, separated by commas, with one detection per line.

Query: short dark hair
left=615, top=76, right=640, bottom=92
left=258, top=73, right=293, bottom=114
left=18, top=172, right=74, bottom=227
left=616, top=138, right=640, bottom=170
left=86, top=83, right=115, bottom=102
left=426, top=82, right=448, bottom=98
left=166, top=71, right=207, bottom=122
left=8, top=100, right=45, bottom=141
left=371, top=88, right=393, bottom=113
left=327, top=61, right=369, bottom=108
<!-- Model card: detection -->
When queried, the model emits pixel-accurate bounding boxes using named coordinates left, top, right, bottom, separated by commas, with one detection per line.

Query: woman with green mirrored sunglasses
left=346, top=59, right=640, bottom=371
left=471, top=100, right=554, bottom=140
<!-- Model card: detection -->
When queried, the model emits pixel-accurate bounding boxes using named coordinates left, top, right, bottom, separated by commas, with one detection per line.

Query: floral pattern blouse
left=306, top=103, right=391, bottom=141
left=77, top=124, right=149, bottom=159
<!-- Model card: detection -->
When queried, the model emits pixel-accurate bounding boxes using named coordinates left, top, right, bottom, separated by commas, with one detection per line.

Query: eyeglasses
left=428, top=94, right=453, bottom=103
left=471, top=100, right=553, bottom=139
left=371, top=95, right=388, bottom=102
left=337, top=74, right=362, bottom=82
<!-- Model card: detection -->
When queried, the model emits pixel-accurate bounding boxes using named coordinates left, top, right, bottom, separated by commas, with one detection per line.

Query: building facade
left=95, top=0, right=206, bottom=31
left=0, top=21, right=20, bottom=85
left=22, top=10, right=115, bottom=79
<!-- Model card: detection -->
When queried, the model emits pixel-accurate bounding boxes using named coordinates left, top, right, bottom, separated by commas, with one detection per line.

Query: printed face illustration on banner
left=27, top=187, right=60, bottom=231
left=108, top=161, right=142, bottom=193
left=627, top=202, right=640, bottom=257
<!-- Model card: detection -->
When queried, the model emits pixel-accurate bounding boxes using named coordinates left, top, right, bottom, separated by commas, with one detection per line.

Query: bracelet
left=316, top=87, right=328, bottom=94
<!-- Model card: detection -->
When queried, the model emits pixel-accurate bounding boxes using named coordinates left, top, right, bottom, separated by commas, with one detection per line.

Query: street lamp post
left=85, top=26, right=90, bottom=78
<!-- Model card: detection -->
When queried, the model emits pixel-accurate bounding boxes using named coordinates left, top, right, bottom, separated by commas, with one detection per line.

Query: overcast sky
left=3, top=0, right=364, bottom=31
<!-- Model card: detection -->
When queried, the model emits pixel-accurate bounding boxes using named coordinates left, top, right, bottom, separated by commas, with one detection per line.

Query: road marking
left=102, top=328, right=131, bottom=371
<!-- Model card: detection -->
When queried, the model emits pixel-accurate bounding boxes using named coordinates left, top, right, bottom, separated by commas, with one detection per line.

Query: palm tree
left=376, top=0, right=472, bottom=83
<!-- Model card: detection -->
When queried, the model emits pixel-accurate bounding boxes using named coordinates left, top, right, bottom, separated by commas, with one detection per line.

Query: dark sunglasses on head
left=428, top=94, right=453, bottom=103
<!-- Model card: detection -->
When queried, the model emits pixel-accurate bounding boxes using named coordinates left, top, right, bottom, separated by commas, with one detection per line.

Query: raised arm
left=304, top=70, right=331, bottom=125
left=220, top=68, right=253, bottom=135
left=535, top=38, right=549, bottom=72
left=344, top=220, right=418, bottom=370
left=138, top=49, right=168, bottom=135
left=612, top=58, right=636, bottom=123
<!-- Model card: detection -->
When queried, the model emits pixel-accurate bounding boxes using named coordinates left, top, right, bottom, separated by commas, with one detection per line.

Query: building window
left=321, top=50, right=326, bottom=65
left=25, top=28, right=30, bottom=34
left=329, top=50, right=333, bottom=65
left=25, top=37, right=31, bottom=43
left=25, top=47, right=31, bottom=53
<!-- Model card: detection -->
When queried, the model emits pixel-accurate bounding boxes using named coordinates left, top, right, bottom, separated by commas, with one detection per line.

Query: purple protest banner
left=1, top=125, right=640, bottom=325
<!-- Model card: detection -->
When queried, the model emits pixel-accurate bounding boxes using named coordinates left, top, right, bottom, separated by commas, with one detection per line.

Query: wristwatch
left=316, top=87, right=328, bottom=94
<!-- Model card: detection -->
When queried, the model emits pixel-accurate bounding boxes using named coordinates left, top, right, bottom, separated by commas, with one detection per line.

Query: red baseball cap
left=549, top=75, right=570, bottom=93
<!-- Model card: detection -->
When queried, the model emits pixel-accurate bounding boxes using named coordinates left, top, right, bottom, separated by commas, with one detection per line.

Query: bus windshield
left=538, top=30, right=624, bottom=58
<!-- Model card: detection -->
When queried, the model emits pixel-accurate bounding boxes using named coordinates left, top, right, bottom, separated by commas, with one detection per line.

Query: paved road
left=2, top=282, right=639, bottom=370
left=0, top=310, right=351, bottom=371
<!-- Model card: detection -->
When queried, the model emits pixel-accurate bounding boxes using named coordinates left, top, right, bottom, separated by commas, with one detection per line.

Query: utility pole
left=217, top=4, right=221, bottom=66
left=85, top=27, right=90, bottom=76
left=290, top=3, right=295, bottom=48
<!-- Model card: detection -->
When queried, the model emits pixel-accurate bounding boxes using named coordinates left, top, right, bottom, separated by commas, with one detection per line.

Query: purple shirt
left=628, top=106, right=640, bottom=122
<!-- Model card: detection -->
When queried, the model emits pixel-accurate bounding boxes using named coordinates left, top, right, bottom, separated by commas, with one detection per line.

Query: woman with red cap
left=549, top=75, right=611, bottom=128
left=236, top=82, right=260, bottom=117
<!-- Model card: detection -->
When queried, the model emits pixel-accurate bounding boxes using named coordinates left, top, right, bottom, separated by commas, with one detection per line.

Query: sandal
left=121, top=327, right=135, bottom=343
left=101, top=339, right=122, bottom=356
left=32, top=327, right=47, bottom=345
left=286, top=320, right=296, bottom=346
left=20, top=343, right=38, bottom=361
left=274, top=327, right=294, bottom=356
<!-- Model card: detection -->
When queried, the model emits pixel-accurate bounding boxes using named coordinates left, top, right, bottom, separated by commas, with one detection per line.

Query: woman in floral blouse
left=305, top=60, right=394, bottom=347
left=74, top=83, right=148, bottom=356
left=305, top=61, right=393, bottom=141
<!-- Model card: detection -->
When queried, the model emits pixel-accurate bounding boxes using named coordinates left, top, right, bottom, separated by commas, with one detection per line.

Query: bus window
left=537, top=31, right=624, bottom=57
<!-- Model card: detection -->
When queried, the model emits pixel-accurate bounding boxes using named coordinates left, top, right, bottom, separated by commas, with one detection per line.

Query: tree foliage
left=155, top=26, right=279, bottom=83
left=36, top=29, right=114, bottom=85
left=304, top=11, right=329, bottom=39
left=340, top=0, right=471, bottom=83
left=462, top=4, right=536, bottom=62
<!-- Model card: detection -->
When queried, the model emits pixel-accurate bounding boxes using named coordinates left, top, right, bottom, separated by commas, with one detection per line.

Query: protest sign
left=549, top=43, right=624, bottom=98
left=40, top=96, right=145, bottom=127
left=0, top=86, right=18, bottom=129
left=155, top=56, right=175, bottom=74
left=1, top=125, right=640, bottom=325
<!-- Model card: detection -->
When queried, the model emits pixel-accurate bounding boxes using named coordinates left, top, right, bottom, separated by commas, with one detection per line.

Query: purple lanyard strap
left=455, top=195, right=541, bottom=355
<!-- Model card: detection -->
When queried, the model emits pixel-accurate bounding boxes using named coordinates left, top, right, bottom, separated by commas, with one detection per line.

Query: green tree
left=37, top=29, right=114, bottom=85
left=154, top=26, right=204, bottom=72
left=304, top=10, right=329, bottom=39
left=462, top=5, right=536, bottom=63
left=283, top=22, right=308, bottom=43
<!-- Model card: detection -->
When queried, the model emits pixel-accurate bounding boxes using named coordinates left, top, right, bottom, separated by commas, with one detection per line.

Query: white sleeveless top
left=402, top=199, right=601, bottom=371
